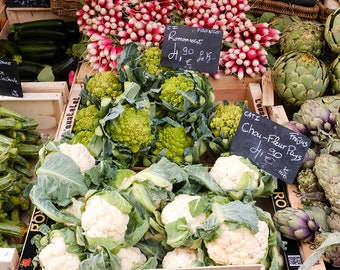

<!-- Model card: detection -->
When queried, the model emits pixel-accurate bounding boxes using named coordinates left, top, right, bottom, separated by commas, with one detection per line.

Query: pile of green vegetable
left=273, top=95, right=340, bottom=268
left=66, top=42, right=247, bottom=168
left=26, top=139, right=283, bottom=269
left=0, top=19, right=80, bottom=83
left=0, top=106, right=43, bottom=251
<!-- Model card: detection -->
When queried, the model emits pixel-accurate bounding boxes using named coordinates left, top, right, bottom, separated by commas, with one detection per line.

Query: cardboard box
left=0, top=81, right=69, bottom=138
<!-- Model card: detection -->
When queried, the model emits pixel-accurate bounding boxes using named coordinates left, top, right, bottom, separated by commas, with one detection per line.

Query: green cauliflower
left=73, top=104, right=99, bottom=133
left=159, top=74, right=195, bottom=110
left=86, top=71, right=123, bottom=100
left=200, top=101, right=245, bottom=156
left=152, top=123, right=194, bottom=164
left=139, top=46, right=170, bottom=76
left=209, top=103, right=243, bottom=137
left=105, top=105, right=155, bottom=154
left=71, top=105, right=103, bottom=157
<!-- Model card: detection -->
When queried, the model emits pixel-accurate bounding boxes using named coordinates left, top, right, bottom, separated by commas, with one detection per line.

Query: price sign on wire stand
left=161, top=24, right=223, bottom=74
left=231, top=109, right=311, bottom=184
left=0, top=59, right=23, bottom=97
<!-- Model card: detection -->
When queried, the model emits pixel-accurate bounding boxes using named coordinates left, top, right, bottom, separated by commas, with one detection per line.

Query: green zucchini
left=52, top=56, right=79, bottom=81
left=18, top=44, right=60, bottom=54
left=14, top=27, right=70, bottom=41
left=10, top=19, right=66, bottom=33
left=0, top=133, right=17, bottom=147
left=0, top=107, right=27, bottom=121
left=0, top=39, right=20, bottom=59
left=16, top=143, right=41, bottom=157
left=14, top=37, right=57, bottom=46
left=22, top=51, right=67, bottom=65
left=0, top=117, right=23, bottom=130
left=0, top=218, right=24, bottom=238
left=18, top=61, right=45, bottom=79
left=0, top=173, right=14, bottom=191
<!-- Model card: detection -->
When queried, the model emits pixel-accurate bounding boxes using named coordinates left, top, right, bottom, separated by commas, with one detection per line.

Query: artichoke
left=314, top=232, right=340, bottom=267
left=329, top=55, right=340, bottom=94
left=269, top=14, right=301, bottom=32
left=324, top=7, right=340, bottom=54
left=279, top=21, right=326, bottom=56
left=328, top=212, right=340, bottom=232
left=296, top=168, right=325, bottom=204
left=314, top=153, right=340, bottom=214
left=271, top=51, right=329, bottom=110
left=292, top=99, right=338, bottom=146
left=273, top=207, right=319, bottom=242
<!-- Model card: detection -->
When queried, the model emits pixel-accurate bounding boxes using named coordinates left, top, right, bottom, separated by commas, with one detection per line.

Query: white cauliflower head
left=161, top=194, right=207, bottom=234
left=209, top=155, right=260, bottom=191
left=81, top=194, right=130, bottom=242
left=59, top=143, right=95, bottom=174
left=117, top=246, right=147, bottom=270
left=38, top=236, right=80, bottom=270
left=205, top=220, right=269, bottom=265
left=162, top=247, right=199, bottom=269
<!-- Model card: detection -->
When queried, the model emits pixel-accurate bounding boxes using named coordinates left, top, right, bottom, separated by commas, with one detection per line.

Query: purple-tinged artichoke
left=271, top=51, right=329, bottom=110
left=314, top=153, right=340, bottom=214
left=292, top=99, right=337, bottom=146
left=314, top=232, right=340, bottom=267
left=281, top=120, right=308, bottom=135
left=301, top=146, right=319, bottom=169
left=273, top=207, right=319, bottom=242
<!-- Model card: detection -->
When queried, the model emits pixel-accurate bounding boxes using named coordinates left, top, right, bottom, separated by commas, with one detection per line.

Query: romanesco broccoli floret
left=71, top=130, right=93, bottom=145
left=139, top=46, right=170, bottom=76
left=86, top=71, right=123, bottom=100
left=105, top=106, right=154, bottom=153
left=209, top=103, right=243, bottom=137
left=152, top=123, right=193, bottom=164
left=73, top=104, right=99, bottom=132
left=159, top=74, right=195, bottom=109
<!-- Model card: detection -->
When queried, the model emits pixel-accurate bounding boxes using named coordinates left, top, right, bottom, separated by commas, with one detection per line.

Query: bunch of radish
left=76, top=0, right=280, bottom=79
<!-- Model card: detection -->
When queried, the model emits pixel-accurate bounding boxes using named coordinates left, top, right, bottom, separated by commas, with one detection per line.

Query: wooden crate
left=0, top=81, right=69, bottom=138
left=5, top=7, right=77, bottom=24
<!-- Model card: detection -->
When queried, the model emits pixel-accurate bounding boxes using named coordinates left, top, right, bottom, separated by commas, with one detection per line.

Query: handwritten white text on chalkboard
left=231, top=109, right=311, bottom=183
left=161, top=24, right=223, bottom=74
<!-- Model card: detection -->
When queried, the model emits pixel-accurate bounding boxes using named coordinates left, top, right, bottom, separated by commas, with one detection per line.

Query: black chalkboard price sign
left=230, top=109, right=311, bottom=184
left=161, top=24, right=223, bottom=74
left=0, top=59, right=23, bottom=97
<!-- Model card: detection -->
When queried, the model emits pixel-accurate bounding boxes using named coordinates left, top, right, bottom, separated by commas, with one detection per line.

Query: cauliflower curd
left=205, top=220, right=269, bottom=265
left=81, top=194, right=129, bottom=241
left=38, top=236, right=80, bottom=270
left=162, top=247, right=199, bottom=269
left=117, top=247, right=147, bottom=270
left=59, top=143, right=95, bottom=174
left=209, top=155, right=259, bottom=190
left=161, top=194, right=207, bottom=233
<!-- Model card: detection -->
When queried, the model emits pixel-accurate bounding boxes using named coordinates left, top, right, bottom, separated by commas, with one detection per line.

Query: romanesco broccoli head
left=209, top=103, right=243, bottom=137
left=70, top=130, right=93, bottom=145
left=86, top=71, right=123, bottom=100
left=159, top=74, right=195, bottom=109
left=139, top=46, right=169, bottom=76
left=152, top=123, right=194, bottom=164
left=73, top=104, right=99, bottom=132
left=105, top=106, right=155, bottom=153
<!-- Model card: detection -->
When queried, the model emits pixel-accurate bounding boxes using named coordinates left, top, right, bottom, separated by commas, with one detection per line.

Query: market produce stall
left=0, top=0, right=339, bottom=269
